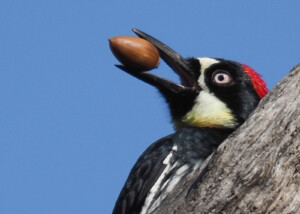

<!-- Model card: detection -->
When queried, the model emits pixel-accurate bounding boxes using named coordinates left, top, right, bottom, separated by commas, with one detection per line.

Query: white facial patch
left=182, top=90, right=238, bottom=128
left=197, top=57, right=219, bottom=91
left=179, top=57, right=237, bottom=128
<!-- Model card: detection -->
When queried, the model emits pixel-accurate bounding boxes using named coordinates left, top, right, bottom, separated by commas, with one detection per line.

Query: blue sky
left=1, top=1, right=299, bottom=213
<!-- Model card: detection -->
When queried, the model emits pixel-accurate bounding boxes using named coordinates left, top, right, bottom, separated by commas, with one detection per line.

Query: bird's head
left=117, top=29, right=268, bottom=130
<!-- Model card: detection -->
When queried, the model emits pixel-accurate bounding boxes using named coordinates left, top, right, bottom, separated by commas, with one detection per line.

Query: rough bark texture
left=153, top=65, right=300, bottom=214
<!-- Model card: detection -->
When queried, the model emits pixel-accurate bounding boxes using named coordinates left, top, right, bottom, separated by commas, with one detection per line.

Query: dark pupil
left=217, top=74, right=225, bottom=81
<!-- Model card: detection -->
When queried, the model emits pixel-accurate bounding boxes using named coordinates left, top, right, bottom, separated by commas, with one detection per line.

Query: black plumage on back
left=113, top=127, right=232, bottom=214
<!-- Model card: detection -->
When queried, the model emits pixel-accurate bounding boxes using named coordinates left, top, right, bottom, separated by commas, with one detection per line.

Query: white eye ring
left=213, top=72, right=232, bottom=85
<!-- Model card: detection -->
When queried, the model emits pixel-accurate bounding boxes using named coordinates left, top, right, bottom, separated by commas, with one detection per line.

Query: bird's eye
left=212, top=71, right=232, bottom=86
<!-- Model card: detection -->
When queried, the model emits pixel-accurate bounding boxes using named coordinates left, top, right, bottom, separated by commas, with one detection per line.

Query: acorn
left=109, top=36, right=160, bottom=71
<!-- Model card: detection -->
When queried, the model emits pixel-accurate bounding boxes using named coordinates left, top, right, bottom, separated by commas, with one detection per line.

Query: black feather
left=112, top=127, right=232, bottom=214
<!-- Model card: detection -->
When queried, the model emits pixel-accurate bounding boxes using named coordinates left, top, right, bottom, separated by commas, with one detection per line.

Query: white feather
left=141, top=148, right=177, bottom=214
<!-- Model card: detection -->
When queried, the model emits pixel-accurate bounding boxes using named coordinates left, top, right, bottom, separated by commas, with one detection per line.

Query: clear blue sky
left=0, top=1, right=299, bottom=213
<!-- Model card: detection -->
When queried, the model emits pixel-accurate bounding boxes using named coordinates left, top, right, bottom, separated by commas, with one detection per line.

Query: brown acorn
left=109, top=36, right=160, bottom=71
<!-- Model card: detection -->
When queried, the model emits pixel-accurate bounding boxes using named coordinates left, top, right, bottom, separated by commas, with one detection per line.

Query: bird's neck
left=173, top=126, right=234, bottom=149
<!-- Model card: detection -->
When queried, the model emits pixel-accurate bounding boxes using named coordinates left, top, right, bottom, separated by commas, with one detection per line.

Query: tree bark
left=153, top=65, right=300, bottom=214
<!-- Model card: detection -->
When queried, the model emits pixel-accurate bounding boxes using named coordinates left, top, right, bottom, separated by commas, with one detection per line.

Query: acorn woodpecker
left=112, top=29, right=268, bottom=214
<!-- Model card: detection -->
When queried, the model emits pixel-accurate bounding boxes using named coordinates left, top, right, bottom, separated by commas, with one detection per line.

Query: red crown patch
left=242, top=64, right=268, bottom=99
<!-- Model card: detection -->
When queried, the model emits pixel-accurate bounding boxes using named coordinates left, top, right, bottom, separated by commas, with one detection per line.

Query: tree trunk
left=153, top=65, right=300, bottom=214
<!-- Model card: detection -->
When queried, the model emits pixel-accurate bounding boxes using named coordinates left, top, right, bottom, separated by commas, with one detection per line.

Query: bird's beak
left=116, top=29, right=201, bottom=96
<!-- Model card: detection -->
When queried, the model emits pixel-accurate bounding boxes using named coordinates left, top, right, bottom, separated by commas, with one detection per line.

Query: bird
left=112, top=29, right=268, bottom=214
